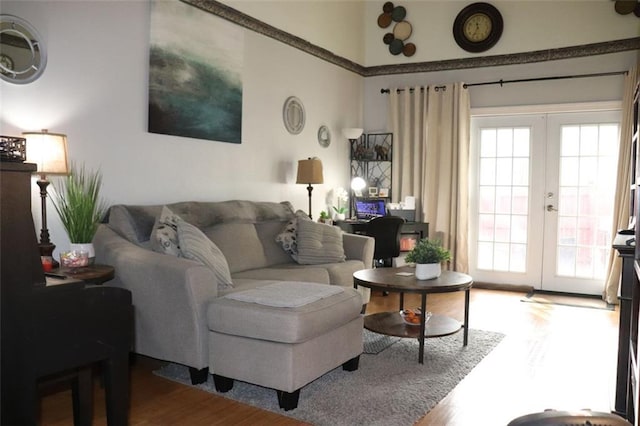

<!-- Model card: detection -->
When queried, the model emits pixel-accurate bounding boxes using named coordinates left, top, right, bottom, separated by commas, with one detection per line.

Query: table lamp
left=24, top=129, right=69, bottom=263
left=296, top=157, right=323, bottom=219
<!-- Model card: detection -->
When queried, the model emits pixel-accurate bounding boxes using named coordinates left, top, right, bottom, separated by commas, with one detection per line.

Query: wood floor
left=38, top=288, right=620, bottom=426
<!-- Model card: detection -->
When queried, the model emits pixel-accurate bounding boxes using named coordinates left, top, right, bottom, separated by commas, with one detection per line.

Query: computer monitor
left=354, top=198, right=387, bottom=220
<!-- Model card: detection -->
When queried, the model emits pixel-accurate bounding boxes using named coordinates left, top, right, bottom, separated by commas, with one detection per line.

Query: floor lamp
left=24, top=129, right=69, bottom=265
left=296, top=157, right=323, bottom=219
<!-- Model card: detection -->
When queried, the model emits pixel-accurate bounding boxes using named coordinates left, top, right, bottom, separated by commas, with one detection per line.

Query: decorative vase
left=335, top=213, right=346, bottom=221
left=70, top=242, right=95, bottom=265
left=415, top=263, right=441, bottom=280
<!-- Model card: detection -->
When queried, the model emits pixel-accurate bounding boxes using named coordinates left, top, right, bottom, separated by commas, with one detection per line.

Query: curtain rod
left=380, top=70, right=628, bottom=94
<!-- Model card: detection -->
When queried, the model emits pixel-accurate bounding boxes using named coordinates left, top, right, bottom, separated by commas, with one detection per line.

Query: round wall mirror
left=0, top=15, right=47, bottom=84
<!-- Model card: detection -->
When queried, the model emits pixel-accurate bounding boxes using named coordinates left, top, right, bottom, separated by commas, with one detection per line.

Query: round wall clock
left=453, top=2, right=503, bottom=53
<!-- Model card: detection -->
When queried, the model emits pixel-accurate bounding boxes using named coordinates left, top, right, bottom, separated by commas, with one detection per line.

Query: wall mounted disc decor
left=282, top=96, right=305, bottom=135
left=377, top=2, right=416, bottom=57
left=317, top=125, right=331, bottom=148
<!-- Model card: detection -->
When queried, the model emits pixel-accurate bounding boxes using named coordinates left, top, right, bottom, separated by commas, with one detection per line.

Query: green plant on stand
left=51, top=163, right=108, bottom=264
left=405, top=239, right=451, bottom=280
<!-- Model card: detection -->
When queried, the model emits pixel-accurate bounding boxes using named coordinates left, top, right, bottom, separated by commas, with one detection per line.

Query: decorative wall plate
left=283, top=96, right=305, bottom=135
left=317, top=125, right=331, bottom=147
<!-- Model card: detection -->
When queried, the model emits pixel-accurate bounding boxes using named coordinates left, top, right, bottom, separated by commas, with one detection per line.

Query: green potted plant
left=318, top=210, right=332, bottom=225
left=51, top=163, right=107, bottom=264
left=405, top=238, right=451, bottom=279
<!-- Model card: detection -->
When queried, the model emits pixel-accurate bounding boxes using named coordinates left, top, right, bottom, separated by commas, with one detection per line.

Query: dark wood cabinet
left=0, top=161, right=134, bottom=425
left=616, top=80, right=640, bottom=425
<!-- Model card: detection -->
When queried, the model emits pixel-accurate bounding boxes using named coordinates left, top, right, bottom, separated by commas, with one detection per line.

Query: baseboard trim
left=472, top=282, right=533, bottom=293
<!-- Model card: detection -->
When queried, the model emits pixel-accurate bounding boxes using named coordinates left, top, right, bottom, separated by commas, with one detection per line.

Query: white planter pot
left=415, top=263, right=441, bottom=280
left=334, top=213, right=346, bottom=221
left=70, top=242, right=95, bottom=265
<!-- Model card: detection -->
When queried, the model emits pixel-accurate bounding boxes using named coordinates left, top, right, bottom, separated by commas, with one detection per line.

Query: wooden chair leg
left=102, top=352, right=130, bottom=426
left=72, top=367, right=93, bottom=426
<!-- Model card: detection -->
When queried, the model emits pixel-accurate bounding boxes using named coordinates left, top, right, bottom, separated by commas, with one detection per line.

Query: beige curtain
left=604, top=64, right=640, bottom=304
left=388, top=83, right=471, bottom=272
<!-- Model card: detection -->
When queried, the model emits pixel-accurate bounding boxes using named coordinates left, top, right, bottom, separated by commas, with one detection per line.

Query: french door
left=469, top=110, right=620, bottom=295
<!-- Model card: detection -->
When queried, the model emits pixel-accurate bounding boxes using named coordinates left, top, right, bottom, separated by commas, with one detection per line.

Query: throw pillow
left=150, top=205, right=182, bottom=257
left=177, top=219, right=234, bottom=290
left=295, top=219, right=346, bottom=265
left=275, top=210, right=311, bottom=257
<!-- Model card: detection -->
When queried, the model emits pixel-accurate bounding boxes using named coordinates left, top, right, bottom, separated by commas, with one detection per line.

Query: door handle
left=546, top=204, right=557, bottom=212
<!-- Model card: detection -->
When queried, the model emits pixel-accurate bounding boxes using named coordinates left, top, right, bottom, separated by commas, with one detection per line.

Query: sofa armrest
left=93, top=224, right=218, bottom=369
left=342, top=233, right=374, bottom=269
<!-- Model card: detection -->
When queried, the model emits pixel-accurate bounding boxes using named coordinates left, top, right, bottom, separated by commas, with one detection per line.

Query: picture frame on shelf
left=368, top=187, right=378, bottom=197
left=379, top=187, right=389, bottom=197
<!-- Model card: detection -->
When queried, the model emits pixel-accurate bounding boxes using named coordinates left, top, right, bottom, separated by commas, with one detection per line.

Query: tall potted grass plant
left=51, top=163, right=107, bottom=263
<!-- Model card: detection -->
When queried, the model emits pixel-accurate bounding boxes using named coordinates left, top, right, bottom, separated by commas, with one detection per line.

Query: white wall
left=365, top=0, right=639, bottom=66
left=363, top=51, right=639, bottom=132
left=0, top=0, right=363, bottom=258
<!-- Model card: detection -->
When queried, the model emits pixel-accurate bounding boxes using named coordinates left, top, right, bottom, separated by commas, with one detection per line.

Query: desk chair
left=366, top=215, right=406, bottom=268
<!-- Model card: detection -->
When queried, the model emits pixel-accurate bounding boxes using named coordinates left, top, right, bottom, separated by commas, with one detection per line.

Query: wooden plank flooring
left=38, top=288, right=620, bottom=425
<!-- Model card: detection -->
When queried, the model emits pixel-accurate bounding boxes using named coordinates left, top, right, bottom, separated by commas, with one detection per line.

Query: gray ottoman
left=207, top=281, right=363, bottom=410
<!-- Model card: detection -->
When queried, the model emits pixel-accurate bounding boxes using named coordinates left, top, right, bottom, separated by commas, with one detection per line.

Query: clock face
left=453, top=2, right=503, bottom=53
left=463, top=13, right=492, bottom=42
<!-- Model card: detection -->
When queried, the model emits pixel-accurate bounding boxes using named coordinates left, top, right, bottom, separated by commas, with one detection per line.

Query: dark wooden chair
left=365, top=215, right=406, bottom=268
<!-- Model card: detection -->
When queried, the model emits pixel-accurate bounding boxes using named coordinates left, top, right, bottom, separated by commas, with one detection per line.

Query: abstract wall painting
left=148, top=0, right=243, bottom=144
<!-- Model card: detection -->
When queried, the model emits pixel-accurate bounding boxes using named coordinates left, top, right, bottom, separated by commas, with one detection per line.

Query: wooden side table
left=50, top=264, right=115, bottom=285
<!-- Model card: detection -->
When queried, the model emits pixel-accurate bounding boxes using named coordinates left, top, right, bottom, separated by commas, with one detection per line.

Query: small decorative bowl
left=60, top=250, right=89, bottom=268
left=400, top=308, right=432, bottom=326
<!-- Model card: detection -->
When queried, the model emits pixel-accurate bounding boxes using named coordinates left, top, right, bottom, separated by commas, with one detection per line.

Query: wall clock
left=453, top=2, right=503, bottom=53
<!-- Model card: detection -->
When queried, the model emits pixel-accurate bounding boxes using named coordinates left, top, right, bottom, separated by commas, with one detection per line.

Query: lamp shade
left=296, top=157, right=323, bottom=184
left=342, top=128, right=363, bottom=140
left=24, top=129, right=69, bottom=175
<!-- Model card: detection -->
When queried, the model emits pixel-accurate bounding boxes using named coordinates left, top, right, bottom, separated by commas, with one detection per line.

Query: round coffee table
left=353, top=267, right=473, bottom=364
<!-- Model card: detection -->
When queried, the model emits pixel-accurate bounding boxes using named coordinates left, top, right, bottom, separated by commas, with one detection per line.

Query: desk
left=336, top=220, right=428, bottom=252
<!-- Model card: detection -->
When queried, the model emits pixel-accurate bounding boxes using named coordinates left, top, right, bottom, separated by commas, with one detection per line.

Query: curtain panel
left=388, top=83, right=471, bottom=272
left=604, top=64, right=640, bottom=304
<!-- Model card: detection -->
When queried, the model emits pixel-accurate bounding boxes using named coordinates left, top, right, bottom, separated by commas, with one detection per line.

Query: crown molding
left=182, top=0, right=640, bottom=77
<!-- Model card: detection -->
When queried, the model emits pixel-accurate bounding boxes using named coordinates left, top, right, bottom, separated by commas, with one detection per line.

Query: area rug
left=154, top=328, right=504, bottom=426
left=521, top=290, right=614, bottom=311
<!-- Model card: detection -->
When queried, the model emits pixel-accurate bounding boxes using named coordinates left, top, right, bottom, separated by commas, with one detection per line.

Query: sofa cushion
left=208, top=282, right=362, bottom=344
left=231, top=264, right=331, bottom=286
left=177, top=219, right=233, bottom=289
left=204, top=223, right=267, bottom=274
left=107, top=204, right=162, bottom=245
left=295, top=220, right=346, bottom=265
left=151, top=206, right=182, bottom=256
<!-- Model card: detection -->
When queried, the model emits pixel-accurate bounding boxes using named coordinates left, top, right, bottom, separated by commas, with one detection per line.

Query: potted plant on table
left=404, top=238, right=451, bottom=280
left=51, top=163, right=108, bottom=265
left=332, top=187, right=349, bottom=221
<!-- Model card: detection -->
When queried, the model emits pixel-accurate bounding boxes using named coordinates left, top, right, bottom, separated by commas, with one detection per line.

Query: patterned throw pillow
left=275, top=210, right=311, bottom=258
left=177, top=219, right=234, bottom=290
left=151, top=205, right=182, bottom=256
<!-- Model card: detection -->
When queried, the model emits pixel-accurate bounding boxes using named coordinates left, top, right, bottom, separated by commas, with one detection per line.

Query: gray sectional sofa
left=93, top=200, right=374, bottom=382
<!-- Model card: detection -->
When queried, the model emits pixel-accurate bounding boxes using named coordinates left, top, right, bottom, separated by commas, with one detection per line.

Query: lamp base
left=38, top=242, right=59, bottom=268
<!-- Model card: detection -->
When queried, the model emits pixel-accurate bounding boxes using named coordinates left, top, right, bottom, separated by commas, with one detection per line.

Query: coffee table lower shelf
left=364, top=312, right=462, bottom=338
